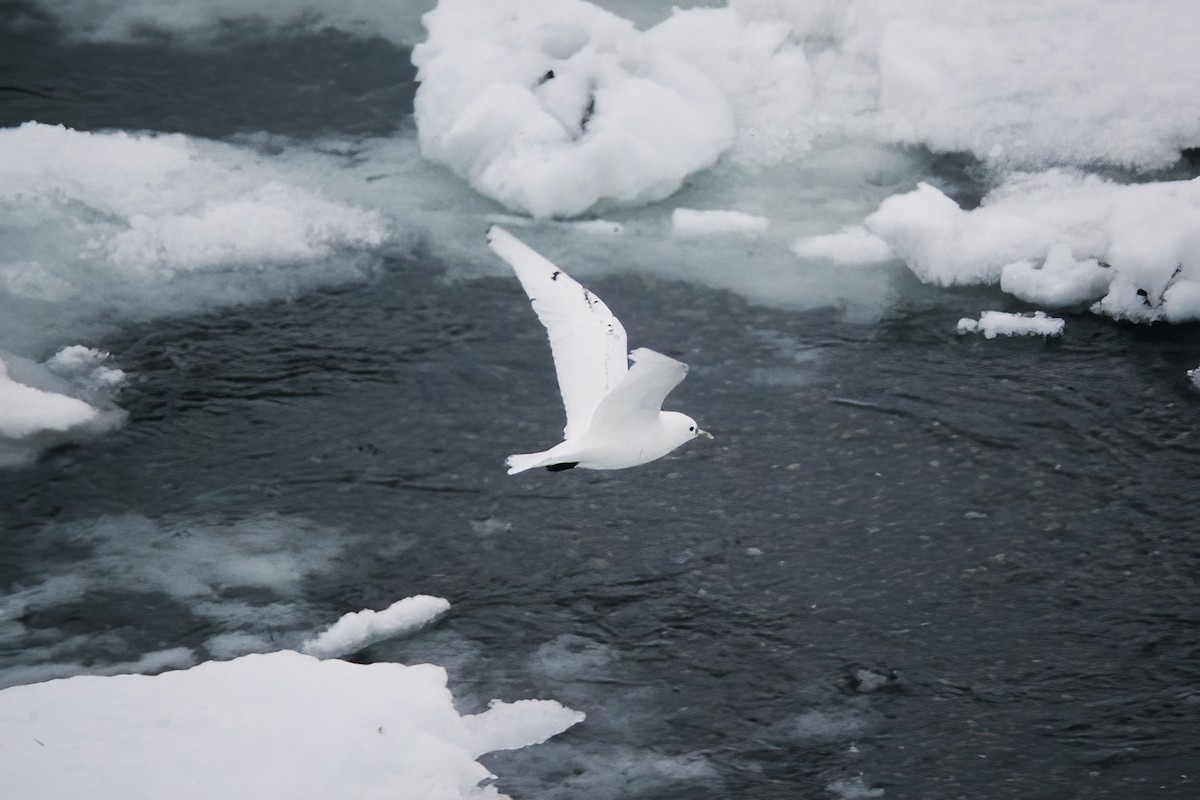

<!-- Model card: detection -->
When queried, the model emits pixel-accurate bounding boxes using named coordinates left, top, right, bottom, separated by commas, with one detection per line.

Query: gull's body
left=487, top=226, right=710, bottom=475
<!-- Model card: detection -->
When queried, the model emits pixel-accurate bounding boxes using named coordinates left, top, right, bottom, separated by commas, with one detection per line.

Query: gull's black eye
left=689, top=426, right=695, bottom=432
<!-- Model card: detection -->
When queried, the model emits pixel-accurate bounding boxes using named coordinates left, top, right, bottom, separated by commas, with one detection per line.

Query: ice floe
left=0, top=650, right=583, bottom=800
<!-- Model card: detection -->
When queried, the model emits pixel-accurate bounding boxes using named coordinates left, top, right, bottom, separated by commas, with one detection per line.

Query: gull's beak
left=697, top=428, right=714, bottom=440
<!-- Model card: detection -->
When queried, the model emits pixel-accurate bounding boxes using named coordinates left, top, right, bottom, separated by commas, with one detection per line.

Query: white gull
left=487, top=226, right=712, bottom=475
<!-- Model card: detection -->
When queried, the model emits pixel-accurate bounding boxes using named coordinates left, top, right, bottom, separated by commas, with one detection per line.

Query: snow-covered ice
left=412, top=0, right=734, bottom=219
left=0, top=650, right=583, bottom=800
left=865, top=173, right=1200, bottom=322
left=957, top=311, right=1065, bottom=340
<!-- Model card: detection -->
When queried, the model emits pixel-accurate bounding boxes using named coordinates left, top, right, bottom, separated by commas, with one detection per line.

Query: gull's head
left=664, top=411, right=714, bottom=445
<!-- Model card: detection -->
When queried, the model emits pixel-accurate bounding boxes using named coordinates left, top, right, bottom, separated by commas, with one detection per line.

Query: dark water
left=3, top=13, right=1200, bottom=800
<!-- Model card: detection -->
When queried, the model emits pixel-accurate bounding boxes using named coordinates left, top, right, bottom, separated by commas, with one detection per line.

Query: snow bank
left=303, top=596, right=451, bottom=659
left=671, top=208, right=768, bottom=238
left=865, top=172, right=1200, bottom=322
left=0, top=651, right=584, bottom=800
left=411, top=0, right=734, bottom=218
left=957, top=311, right=1064, bottom=339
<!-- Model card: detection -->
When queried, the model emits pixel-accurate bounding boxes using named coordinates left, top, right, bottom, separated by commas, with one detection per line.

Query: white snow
left=0, top=650, right=584, bottom=800
left=957, top=311, right=1065, bottom=339
left=411, top=0, right=735, bottom=218
left=671, top=208, right=769, bottom=238
left=303, top=595, right=452, bottom=659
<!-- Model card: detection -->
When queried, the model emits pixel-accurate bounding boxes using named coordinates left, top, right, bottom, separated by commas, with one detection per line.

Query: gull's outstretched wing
left=487, top=225, right=628, bottom=440
left=588, top=348, right=688, bottom=430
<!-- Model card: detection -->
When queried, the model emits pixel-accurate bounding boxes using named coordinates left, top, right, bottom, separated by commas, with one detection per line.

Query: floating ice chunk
left=302, top=595, right=451, bottom=659
left=0, top=346, right=128, bottom=467
left=957, top=311, right=1064, bottom=339
left=999, top=243, right=1112, bottom=307
left=671, top=208, right=769, bottom=238
left=0, top=651, right=583, bottom=800
left=0, top=356, right=98, bottom=439
left=791, top=225, right=895, bottom=265
left=412, top=0, right=735, bottom=218
left=867, top=172, right=1200, bottom=323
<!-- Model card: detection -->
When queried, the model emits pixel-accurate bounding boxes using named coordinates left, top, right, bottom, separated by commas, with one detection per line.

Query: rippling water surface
left=2, top=12, right=1199, bottom=799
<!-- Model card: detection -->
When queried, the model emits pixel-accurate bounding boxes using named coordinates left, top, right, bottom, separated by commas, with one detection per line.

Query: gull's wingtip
left=629, top=347, right=689, bottom=371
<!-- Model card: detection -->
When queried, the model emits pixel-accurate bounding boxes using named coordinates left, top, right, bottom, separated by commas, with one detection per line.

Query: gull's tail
left=506, top=440, right=582, bottom=474
left=506, top=452, right=549, bottom=475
